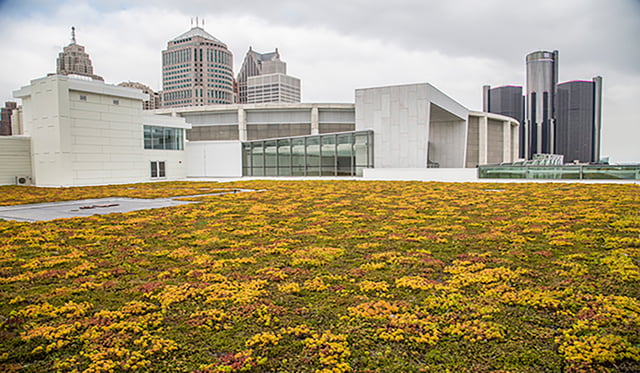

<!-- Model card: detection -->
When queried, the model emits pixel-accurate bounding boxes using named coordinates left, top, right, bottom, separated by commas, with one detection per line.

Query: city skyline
left=0, top=0, right=638, bottom=162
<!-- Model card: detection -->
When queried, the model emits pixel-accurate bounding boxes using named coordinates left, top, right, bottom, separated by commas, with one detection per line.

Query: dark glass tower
left=555, top=77, right=602, bottom=163
left=483, top=85, right=525, bottom=158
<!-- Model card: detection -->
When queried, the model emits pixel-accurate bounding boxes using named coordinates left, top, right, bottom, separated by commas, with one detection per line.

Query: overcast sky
left=1, top=0, right=638, bottom=162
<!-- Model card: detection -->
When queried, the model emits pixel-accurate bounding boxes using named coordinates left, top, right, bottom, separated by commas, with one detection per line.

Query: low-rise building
left=118, top=82, right=162, bottom=110
left=3, top=77, right=518, bottom=186
left=10, top=75, right=189, bottom=186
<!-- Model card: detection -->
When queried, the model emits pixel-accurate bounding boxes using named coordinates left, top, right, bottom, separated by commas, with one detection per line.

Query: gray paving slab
left=0, top=189, right=259, bottom=222
left=0, top=198, right=195, bottom=222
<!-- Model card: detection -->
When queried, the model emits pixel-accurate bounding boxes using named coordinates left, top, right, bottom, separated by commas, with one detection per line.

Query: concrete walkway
left=0, top=189, right=256, bottom=222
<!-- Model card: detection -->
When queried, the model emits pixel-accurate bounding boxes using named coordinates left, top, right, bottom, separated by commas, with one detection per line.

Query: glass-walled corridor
left=242, top=131, right=373, bottom=177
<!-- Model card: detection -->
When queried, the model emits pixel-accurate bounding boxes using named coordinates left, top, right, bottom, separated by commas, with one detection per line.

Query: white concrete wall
left=16, top=76, right=75, bottom=186
left=363, top=168, right=478, bottom=182
left=143, top=149, right=189, bottom=180
left=355, top=83, right=469, bottom=169
left=428, top=115, right=467, bottom=167
left=68, top=87, right=148, bottom=186
left=186, top=141, right=242, bottom=177
left=0, top=136, right=32, bottom=185
left=467, top=112, right=520, bottom=167
left=356, top=84, right=430, bottom=168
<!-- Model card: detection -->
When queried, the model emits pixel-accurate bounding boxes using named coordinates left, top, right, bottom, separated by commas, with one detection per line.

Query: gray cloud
left=122, top=0, right=639, bottom=73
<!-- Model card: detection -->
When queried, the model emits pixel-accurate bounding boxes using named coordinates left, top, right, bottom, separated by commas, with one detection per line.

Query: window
left=113, top=99, right=119, bottom=105
left=79, top=95, right=87, bottom=101
left=150, top=161, right=166, bottom=178
left=242, top=131, right=373, bottom=177
left=143, top=126, right=184, bottom=150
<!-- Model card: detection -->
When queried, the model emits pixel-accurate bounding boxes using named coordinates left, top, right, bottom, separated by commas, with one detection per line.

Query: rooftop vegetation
left=1, top=180, right=639, bottom=372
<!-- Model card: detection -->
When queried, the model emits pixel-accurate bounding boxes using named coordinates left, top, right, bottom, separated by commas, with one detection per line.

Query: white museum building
left=0, top=75, right=519, bottom=186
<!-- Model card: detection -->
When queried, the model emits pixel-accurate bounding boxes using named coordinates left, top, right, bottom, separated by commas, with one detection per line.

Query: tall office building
left=483, top=85, right=525, bottom=158
left=162, top=22, right=234, bottom=107
left=0, top=102, right=17, bottom=136
left=118, top=82, right=161, bottom=110
left=555, top=77, right=602, bottom=163
left=56, top=27, right=104, bottom=81
left=237, top=47, right=301, bottom=104
left=525, top=50, right=558, bottom=158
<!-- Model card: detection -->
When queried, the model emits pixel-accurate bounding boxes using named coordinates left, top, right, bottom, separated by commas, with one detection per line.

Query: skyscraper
left=162, top=22, right=234, bottom=107
left=56, top=27, right=103, bottom=81
left=237, top=47, right=301, bottom=104
left=0, top=102, right=17, bottom=136
left=555, top=77, right=602, bottom=163
left=525, top=50, right=558, bottom=158
left=483, top=85, right=525, bottom=158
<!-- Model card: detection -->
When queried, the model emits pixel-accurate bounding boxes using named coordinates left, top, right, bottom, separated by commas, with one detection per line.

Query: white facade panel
left=0, top=137, right=32, bottom=185
left=186, top=141, right=242, bottom=177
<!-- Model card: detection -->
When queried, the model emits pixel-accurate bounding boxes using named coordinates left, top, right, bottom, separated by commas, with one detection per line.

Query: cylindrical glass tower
left=525, top=50, right=558, bottom=158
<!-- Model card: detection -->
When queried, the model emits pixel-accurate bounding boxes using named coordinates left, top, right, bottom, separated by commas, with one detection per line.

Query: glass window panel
left=152, top=127, right=164, bottom=149
left=242, top=143, right=252, bottom=169
left=278, top=139, right=291, bottom=167
left=582, top=166, right=637, bottom=180
left=336, top=134, right=353, bottom=156
left=291, top=167, right=305, bottom=176
left=368, top=132, right=374, bottom=166
left=159, top=161, right=166, bottom=177
left=306, top=167, right=320, bottom=176
left=557, top=168, right=581, bottom=179
left=291, top=138, right=306, bottom=167
left=321, top=155, right=335, bottom=168
left=321, top=135, right=336, bottom=155
left=144, top=126, right=152, bottom=149
left=252, top=143, right=264, bottom=167
left=321, top=136, right=336, bottom=173
left=253, top=167, right=264, bottom=176
left=165, top=128, right=176, bottom=150
left=264, top=140, right=277, bottom=167
left=337, top=156, right=352, bottom=176
left=321, top=167, right=336, bottom=176
left=306, top=137, right=320, bottom=167
left=143, top=126, right=185, bottom=151
left=478, top=167, right=526, bottom=179
left=528, top=167, right=563, bottom=179
left=354, top=134, right=368, bottom=167
left=265, top=167, right=277, bottom=176
left=278, top=167, right=292, bottom=176
left=150, top=161, right=158, bottom=177
left=177, top=129, right=184, bottom=150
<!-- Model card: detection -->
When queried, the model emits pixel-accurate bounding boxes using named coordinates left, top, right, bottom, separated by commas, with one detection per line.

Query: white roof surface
left=170, top=27, right=226, bottom=46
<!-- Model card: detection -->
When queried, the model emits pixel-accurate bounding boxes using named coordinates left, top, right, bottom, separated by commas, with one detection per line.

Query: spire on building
left=56, top=27, right=104, bottom=81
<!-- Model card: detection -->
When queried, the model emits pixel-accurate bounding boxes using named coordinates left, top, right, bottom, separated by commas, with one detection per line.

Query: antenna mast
left=71, top=26, right=76, bottom=44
